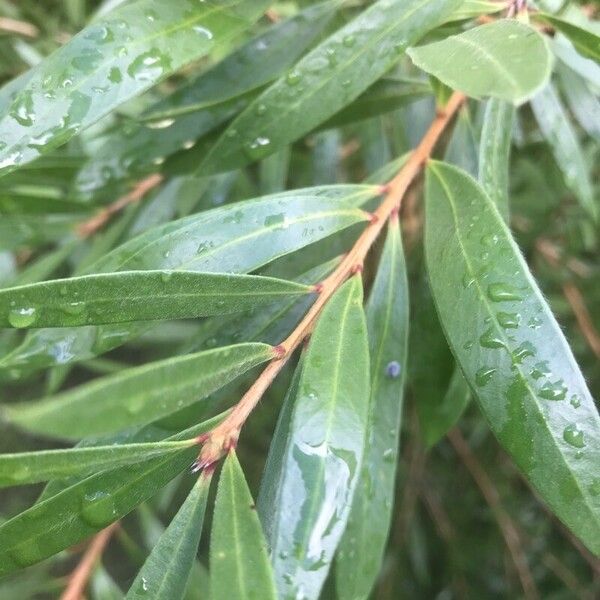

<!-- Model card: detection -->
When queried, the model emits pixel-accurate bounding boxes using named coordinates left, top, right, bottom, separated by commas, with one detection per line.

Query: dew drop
left=385, top=360, right=401, bottom=378
left=497, top=312, right=520, bottom=329
left=127, top=49, right=171, bottom=82
left=62, top=301, right=86, bottom=316
left=9, top=91, right=36, bottom=127
left=475, top=366, right=496, bottom=387
left=160, top=271, right=173, bottom=283
left=570, top=394, right=581, bottom=409
left=538, top=379, right=567, bottom=401
left=286, top=70, right=302, bottom=86
left=255, top=103, right=267, bottom=116
left=264, top=213, right=285, bottom=228
left=146, top=118, right=175, bottom=129
left=8, top=307, right=37, bottom=328
left=342, top=34, right=356, bottom=47
left=527, top=315, right=542, bottom=329
left=382, top=448, right=395, bottom=462
left=108, top=66, right=122, bottom=83
left=530, top=360, right=551, bottom=380
left=81, top=491, right=118, bottom=527
left=193, top=25, right=213, bottom=39
left=512, top=341, right=536, bottom=364
left=563, top=423, right=585, bottom=448
left=479, top=327, right=505, bottom=349
left=244, top=136, right=271, bottom=159
left=463, top=340, right=474, bottom=350
left=487, top=283, right=523, bottom=302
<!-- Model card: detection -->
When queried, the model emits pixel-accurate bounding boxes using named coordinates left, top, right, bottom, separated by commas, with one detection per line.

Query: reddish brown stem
left=60, top=523, right=119, bottom=600
left=196, top=91, right=465, bottom=468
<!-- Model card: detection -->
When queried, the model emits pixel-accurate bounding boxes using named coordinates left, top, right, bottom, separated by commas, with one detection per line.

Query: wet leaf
left=478, top=98, right=515, bottom=222
left=199, top=0, right=462, bottom=173
left=211, top=451, right=277, bottom=600
left=0, top=439, right=195, bottom=488
left=0, top=415, right=221, bottom=577
left=408, top=21, right=552, bottom=104
left=0, top=272, right=310, bottom=328
left=7, top=343, right=273, bottom=439
left=0, top=0, right=269, bottom=176
left=336, top=220, right=409, bottom=599
left=531, top=83, right=597, bottom=220
left=535, top=14, right=600, bottom=63
left=126, top=474, right=211, bottom=600
left=425, top=160, right=600, bottom=555
left=270, top=276, right=370, bottom=599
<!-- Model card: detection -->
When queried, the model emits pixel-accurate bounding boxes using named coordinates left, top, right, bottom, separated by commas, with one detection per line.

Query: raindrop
left=81, top=491, right=118, bottom=527
left=264, top=213, right=285, bottom=227
left=62, top=301, right=86, bottom=316
left=146, top=118, right=175, bottom=129
left=244, top=136, right=271, bottom=159
left=342, top=34, right=356, bottom=47
left=193, top=25, right=213, bottom=39
left=160, top=271, right=173, bottom=283
left=463, top=340, right=474, bottom=350
left=475, top=367, right=496, bottom=387
left=255, top=103, right=267, bottom=116
left=141, top=577, right=149, bottom=592
left=286, top=70, right=302, bottom=86
left=511, top=341, right=536, bottom=364
left=497, top=312, right=520, bottom=329
left=462, top=273, right=475, bottom=288
left=108, top=67, right=122, bottom=83
left=8, top=307, right=37, bottom=328
left=9, top=91, right=36, bottom=127
left=182, top=140, right=195, bottom=150
left=527, top=315, right=542, bottom=329
left=563, top=423, right=585, bottom=449
left=127, top=49, right=171, bottom=82
left=481, top=233, right=499, bottom=247
left=382, top=448, right=395, bottom=462
left=538, top=379, right=567, bottom=401
left=570, top=394, right=581, bottom=409
left=530, top=360, right=551, bottom=380
left=487, top=282, right=523, bottom=302
left=479, top=327, right=505, bottom=349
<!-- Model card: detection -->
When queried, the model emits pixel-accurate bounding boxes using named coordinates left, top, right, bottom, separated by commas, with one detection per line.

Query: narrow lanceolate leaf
left=211, top=452, right=277, bottom=600
left=447, top=0, right=509, bottom=22
left=336, top=221, right=409, bottom=600
left=558, top=66, right=600, bottom=142
left=77, top=2, right=338, bottom=193
left=0, top=440, right=195, bottom=488
left=0, top=0, right=269, bottom=176
left=0, top=186, right=374, bottom=374
left=6, top=343, right=273, bottom=439
left=531, top=84, right=597, bottom=221
left=535, top=14, right=600, bottom=63
left=478, top=98, right=515, bottom=222
left=408, top=21, right=552, bottom=104
left=199, top=0, right=463, bottom=173
left=271, top=276, right=370, bottom=600
left=0, top=416, right=221, bottom=577
left=0, top=272, right=310, bottom=328
left=127, top=475, right=211, bottom=600
left=425, top=161, right=600, bottom=555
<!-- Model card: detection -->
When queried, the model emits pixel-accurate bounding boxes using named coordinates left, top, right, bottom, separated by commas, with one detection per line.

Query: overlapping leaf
left=6, top=343, right=273, bottom=439
left=198, top=0, right=462, bottom=173
left=336, top=221, right=409, bottom=599
left=270, top=276, right=370, bottom=599
left=425, top=161, right=600, bottom=555
left=535, top=13, right=600, bottom=63
left=210, top=451, right=277, bottom=600
left=408, top=21, right=552, bottom=104
left=0, top=0, right=270, bottom=176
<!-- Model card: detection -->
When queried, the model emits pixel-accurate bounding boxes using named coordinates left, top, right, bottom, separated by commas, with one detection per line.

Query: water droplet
left=569, top=394, right=581, bottom=409
left=193, top=25, right=213, bottom=39
left=81, top=491, right=118, bottom=527
left=286, top=70, right=302, bottom=86
left=244, top=136, right=271, bottom=159
left=385, top=361, right=401, bottom=378
left=264, top=213, right=285, bottom=228
left=161, top=271, right=173, bottom=283
left=146, top=118, right=175, bottom=129
left=479, top=327, right=505, bottom=349
left=511, top=341, right=536, bottom=364
left=8, top=307, right=37, bottom=328
left=108, top=67, right=122, bottom=83
left=141, top=577, right=148, bottom=592
left=62, top=302, right=86, bottom=316
left=530, top=360, right=551, bottom=380
left=563, top=423, right=585, bottom=448
left=463, top=340, right=474, bottom=350
left=255, top=103, right=267, bottom=116
left=462, top=273, right=475, bottom=289
left=342, top=34, right=356, bottom=47
left=382, top=448, right=395, bottom=462
left=487, top=283, right=523, bottom=302
left=497, top=312, right=520, bottom=329
left=481, top=233, right=499, bottom=247
left=9, top=91, right=36, bottom=127
left=475, top=366, right=496, bottom=387
left=527, top=315, right=542, bottom=329
left=127, top=49, right=171, bottom=82
left=182, top=140, right=195, bottom=150
left=539, top=379, right=567, bottom=401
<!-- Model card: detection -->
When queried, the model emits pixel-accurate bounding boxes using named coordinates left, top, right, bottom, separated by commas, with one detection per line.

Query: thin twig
left=0, top=17, right=39, bottom=38
left=448, top=429, right=539, bottom=600
left=60, top=523, right=119, bottom=600
left=562, top=282, right=600, bottom=361
left=196, top=92, right=465, bottom=468
left=77, top=174, right=163, bottom=238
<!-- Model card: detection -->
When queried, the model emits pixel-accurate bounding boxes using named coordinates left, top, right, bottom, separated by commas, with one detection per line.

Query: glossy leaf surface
left=0, top=415, right=221, bottom=577
left=0, top=0, right=269, bottom=176
left=211, top=451, right=277, bottom=600
left=199, top=0, right=462, bottom=173
left=0, top=272, right=310, bottom=328
left=271, top=276, right=370, bottom=599
left=425, top=161, right=600, bottom=554
left=336, top=221, right=409, bottom=599
left=408, top=21, right=552, bottom=104
left=126, top=475, right=211, bottom=600
left=7, top=343, right=273, bottom=439
left=0, top=440, right=194, bottom=488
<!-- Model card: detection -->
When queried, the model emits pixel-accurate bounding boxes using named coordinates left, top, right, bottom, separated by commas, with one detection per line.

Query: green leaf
left=0, top=415, right=221, bottom=577
left=425, top=160, right=600, bottom=555
left=210, top=451, right=277, bottom=600
left=6, top=343, right=273, bottom=439
left=126, top=475, right=211, bottom=600
left=77, top=1, right=337, bottom=192
left=558, top=66, right=600, bottom=142
left=0, top=186, right=373, bottom=374
left=0, top=0, right=269, bottom=176
left=408, top=21, right=552, bottom=104
left=336, top=220, right=409, bottom=599
left=478, top=98, right=515, bottom=222
left=0, top=439, right=195, bottom=488
left=0, top=272, right=310, bottom=328
left=447, top=0, right=509, bottom=22
left=531, top=84, right=597, bottom=221
left=271, top=276, right=370, bottom=599
left=535, top=13, right=600, bottom=63
left=198, top=0, right=463, bottom=173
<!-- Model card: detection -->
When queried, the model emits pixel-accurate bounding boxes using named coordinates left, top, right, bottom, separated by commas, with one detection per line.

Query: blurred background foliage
left=0, top=0, right=598, bottom=598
